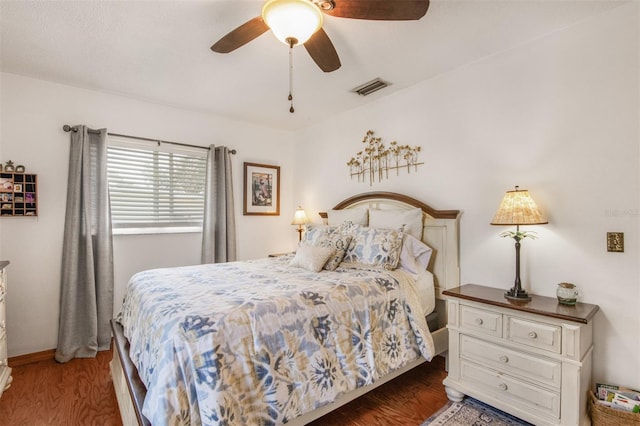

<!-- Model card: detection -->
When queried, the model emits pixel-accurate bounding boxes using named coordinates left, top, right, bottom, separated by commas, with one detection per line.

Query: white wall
left=0, top=73, right=297, bottom=356
left=294, top=3, right=639, bottom=387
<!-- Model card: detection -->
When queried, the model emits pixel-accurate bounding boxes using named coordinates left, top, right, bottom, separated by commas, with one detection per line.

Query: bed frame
left=109, top=191, right=460, bottom=426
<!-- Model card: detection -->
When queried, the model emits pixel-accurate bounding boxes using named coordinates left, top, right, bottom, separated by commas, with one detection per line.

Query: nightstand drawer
left=460, top=305, right=502, bottom=338
left=460, top=360, right=560, bottom=419
left=460, top=334, right=561, bottom=388
left=505, top=316, right=561, bottom=353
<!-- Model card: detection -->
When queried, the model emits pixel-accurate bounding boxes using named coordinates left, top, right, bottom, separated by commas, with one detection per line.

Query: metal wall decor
left=347, top=130, right=423, bottom=186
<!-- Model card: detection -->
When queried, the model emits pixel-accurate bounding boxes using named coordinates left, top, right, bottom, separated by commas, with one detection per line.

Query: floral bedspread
left=117, top=255, right=434, bottom=426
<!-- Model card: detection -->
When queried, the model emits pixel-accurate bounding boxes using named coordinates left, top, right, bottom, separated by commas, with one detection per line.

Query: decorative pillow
left=342, top=225, right=403, bottom=270
left=289, top=243, right=334, bottom=272
left=303, top=224, right=342, bottom=245
left=398, top=234, right=433, bottom=275
left=315, top=233, right=353, bottom=271
left=327, top=208, right=368, bottom=226
left=369, top=208, right=423, bottom=240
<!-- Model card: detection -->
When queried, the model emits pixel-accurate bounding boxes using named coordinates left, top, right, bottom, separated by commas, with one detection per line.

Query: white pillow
left=369, top=208, right=423, bottom=240
left=398, top=234, right=433, bottom=275
left=289, top=243, right=334, bottom=272
left=327, top=208, right=368, bottom=226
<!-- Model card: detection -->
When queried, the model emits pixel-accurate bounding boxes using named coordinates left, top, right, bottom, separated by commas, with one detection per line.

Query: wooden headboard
left=320, top=191, right=461, bottom=301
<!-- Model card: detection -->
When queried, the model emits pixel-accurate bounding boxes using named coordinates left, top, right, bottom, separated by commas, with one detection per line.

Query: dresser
left=443, top=284, right=599, bottom=426
left=0, top=261, right=12, bottom=398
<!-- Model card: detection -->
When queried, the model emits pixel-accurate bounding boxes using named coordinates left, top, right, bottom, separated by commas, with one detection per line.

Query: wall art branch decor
left=346, top=130, right=423, bottom=186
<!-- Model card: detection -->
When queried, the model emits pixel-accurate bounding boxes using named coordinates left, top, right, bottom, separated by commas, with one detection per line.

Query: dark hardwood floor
left=310, top=355, right=449, bottom=426
left=0, top=350, right=121, bottom=425
left=0, top=349, right=449, bottom=425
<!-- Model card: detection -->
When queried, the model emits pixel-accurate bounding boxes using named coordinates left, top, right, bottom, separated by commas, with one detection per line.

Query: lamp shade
left=291, top=206, right=310, bottom=225
left=491, top=186, right=548, bottom=226
left=262, top=0, right=323, bottom=46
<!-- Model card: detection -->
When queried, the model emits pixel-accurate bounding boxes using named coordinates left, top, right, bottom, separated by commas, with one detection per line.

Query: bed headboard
left=319, top=191, right=461, bottom=300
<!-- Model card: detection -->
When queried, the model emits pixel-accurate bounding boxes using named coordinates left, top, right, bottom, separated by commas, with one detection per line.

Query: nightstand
left=443, top=284, right=599, bottom=426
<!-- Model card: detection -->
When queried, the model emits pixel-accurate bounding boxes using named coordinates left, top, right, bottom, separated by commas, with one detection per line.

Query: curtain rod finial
left=62, top=125, right=77, bottom=133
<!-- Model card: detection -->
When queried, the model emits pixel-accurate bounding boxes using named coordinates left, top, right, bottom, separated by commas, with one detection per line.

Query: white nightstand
left=443, top=284, right=599, bottom=426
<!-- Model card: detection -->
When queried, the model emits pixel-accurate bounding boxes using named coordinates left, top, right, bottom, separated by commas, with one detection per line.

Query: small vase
left=557, top=282, right=578, bottom=305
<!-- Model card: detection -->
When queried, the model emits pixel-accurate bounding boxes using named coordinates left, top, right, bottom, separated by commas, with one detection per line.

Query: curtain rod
left=62, top=125, right=237, bottom=154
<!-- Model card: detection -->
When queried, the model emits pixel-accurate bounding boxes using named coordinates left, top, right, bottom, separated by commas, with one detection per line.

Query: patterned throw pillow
left=341, top=225, right=403, bottom=270
left=303, top=224, right=342, bottom=245
left=315, top=233, right=353, bottom=271
left=289, top=243, right=334, bottom=272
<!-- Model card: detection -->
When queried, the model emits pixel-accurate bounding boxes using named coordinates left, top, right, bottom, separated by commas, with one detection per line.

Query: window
left=107, top=136, right=207, bottom=233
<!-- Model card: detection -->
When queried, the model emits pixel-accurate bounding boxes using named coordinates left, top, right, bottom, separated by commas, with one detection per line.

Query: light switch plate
left=607, top=232, right=624, bottom=252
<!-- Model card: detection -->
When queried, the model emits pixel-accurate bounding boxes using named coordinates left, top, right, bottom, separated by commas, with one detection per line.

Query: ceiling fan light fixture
left=262, top=0, right=323, bottom=46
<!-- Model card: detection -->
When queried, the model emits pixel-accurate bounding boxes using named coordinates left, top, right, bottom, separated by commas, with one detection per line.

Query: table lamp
left=491, top=186, right=548, bottom=301
left=291, top=206, right=310, bottom=242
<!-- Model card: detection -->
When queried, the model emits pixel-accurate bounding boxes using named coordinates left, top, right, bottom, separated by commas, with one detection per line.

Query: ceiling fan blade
left=211, top=16, right=269, bottom=53
left=304, top=28, right=341, bottom=73
left=326, top=0, right=429, bottom=21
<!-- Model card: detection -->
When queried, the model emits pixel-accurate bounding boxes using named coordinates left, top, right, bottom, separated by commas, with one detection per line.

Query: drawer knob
left=528, top=331, right=538, bottom=339
left=499, top=383, right=508, bottom=391
left=475, top=318, right=484, bottom=325
left=499, top=355, right=509, bottom=363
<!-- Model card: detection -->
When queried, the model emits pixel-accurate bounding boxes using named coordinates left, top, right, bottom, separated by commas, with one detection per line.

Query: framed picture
left=243, top=162, right=280, bottom=216
left=13, top=184, right=22, bottom=193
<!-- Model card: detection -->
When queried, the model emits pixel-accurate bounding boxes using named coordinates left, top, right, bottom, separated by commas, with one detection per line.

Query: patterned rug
left=421, top=397, right=533, bottom=425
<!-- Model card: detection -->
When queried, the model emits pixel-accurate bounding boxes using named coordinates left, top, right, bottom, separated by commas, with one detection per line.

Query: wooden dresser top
left=443, top=284, right=599, bottom=324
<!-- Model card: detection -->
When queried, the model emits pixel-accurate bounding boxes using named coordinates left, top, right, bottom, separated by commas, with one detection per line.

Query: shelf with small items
left=0, top=172, right=38, bottom=217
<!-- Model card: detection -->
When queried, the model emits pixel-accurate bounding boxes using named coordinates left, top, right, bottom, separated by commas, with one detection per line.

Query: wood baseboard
left=8, top=341, right=115, bottom=367
left=8, top=349, right=55, bottom=367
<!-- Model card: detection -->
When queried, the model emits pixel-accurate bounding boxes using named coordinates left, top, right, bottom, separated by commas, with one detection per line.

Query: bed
left=110, top=191, right=461, bottom=426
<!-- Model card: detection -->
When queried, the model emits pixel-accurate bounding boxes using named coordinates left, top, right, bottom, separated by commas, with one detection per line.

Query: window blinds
left=107, top=138, right=207, bottom=230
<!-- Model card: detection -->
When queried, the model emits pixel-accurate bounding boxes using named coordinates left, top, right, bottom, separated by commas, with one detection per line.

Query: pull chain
left=288, top=39, right=295, bottom=113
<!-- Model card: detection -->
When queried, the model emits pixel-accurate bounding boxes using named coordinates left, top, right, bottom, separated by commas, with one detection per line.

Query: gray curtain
left=55, top=126, right=113, bottom=363
left=202, top=145, right=237, bottom=263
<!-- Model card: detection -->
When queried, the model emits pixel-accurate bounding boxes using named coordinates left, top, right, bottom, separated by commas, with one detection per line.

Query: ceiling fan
left=210, top=0, right=431, bottom=73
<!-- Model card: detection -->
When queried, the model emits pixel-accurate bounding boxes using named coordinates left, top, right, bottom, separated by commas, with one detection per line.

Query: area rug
left=421, top=397, right=533, bottom=425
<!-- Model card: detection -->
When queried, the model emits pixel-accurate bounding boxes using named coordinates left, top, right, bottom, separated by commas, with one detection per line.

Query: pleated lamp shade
left=491, top=186, right=548, bottom=226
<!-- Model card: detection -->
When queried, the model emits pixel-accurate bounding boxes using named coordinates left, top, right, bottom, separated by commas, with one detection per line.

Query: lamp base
left=504, top=287, right=532, bottom=301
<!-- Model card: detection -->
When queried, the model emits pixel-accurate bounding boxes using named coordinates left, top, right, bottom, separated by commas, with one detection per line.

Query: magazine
left=596, top=383, right=640, bottom=413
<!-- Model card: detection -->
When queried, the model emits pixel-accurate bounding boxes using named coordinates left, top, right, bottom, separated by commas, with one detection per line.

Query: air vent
left=351, top=78, right=390, bottom=96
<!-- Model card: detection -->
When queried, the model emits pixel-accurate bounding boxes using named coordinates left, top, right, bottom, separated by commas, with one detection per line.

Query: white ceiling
left=0, top=0, right=627, bottom=131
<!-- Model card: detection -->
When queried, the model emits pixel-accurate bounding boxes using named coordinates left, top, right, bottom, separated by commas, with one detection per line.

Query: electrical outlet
left=607, top=232, right=624, bottom=252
